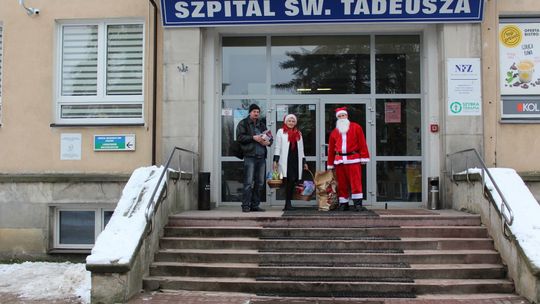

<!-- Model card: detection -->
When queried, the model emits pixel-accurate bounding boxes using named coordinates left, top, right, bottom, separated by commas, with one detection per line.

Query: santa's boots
left=353, top=199, right=367, bottom=212
left=338, top=203, right=349, bottom=211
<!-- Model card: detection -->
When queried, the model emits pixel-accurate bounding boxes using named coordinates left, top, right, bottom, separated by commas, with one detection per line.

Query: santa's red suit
left=327, top=117, right=370, bottom=204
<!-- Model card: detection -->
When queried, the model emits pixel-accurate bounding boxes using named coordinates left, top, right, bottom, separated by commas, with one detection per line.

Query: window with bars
left=57, top=22, right=144, bottom=124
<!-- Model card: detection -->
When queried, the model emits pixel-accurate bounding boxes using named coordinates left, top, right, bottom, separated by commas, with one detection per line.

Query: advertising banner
left=502, top=98, right=540, bottom=120
left=161, top=0, right=485, bottom=27
left=500, top=23, right=540, bottom=95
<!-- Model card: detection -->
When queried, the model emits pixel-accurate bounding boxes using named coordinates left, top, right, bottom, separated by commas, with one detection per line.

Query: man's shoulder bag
left=231, top=140, right=244, bottom=159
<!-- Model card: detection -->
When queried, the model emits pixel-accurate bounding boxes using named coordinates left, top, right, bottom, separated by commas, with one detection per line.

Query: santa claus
left=327, top=107, right=370, bottom=211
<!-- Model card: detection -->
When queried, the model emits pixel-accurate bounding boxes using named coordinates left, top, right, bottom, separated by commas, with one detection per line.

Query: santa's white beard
left=336, top=118, right=350, bottom=134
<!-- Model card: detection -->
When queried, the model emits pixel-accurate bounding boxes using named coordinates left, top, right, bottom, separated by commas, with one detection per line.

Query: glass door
left=268, top=101, right=319, bottom=207
left=321, top=100, right=373, bottom=205
left=219, top=34, right=423, bottom=208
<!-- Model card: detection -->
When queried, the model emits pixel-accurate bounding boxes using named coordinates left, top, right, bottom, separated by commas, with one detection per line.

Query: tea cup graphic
left=517, top=59, right=535, bottom=83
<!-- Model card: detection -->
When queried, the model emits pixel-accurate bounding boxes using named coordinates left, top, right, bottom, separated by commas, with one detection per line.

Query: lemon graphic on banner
left=500, top=25, right=522, bottom=48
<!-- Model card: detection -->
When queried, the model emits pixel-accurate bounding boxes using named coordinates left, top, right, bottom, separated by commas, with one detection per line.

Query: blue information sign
left=161, top=0, right=484, bottom=27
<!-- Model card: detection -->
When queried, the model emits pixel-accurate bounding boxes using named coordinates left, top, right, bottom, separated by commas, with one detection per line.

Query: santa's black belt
left=336, top=151, right=358, bottom=156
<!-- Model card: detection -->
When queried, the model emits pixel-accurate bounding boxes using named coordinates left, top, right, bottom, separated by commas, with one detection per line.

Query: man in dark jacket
left=236, top=104, right=272, bottom=212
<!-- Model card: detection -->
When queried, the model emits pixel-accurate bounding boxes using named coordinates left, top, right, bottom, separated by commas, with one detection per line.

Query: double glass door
left=221, top=98, right=422, bottom=207
left=268, top=100, right=369, bottom=206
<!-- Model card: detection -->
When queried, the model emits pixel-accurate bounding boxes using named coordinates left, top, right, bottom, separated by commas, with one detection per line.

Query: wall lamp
left=19, top=0, right=40, bottom=16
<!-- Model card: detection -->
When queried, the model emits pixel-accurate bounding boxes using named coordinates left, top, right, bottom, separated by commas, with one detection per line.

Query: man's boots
left=283, top=200, right=293, bottom=211
left=353, top=199, right=367, bottom=212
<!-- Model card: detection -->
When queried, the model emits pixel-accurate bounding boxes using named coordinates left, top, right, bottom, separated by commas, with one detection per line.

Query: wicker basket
left=267, top=179, right=283, bottom=188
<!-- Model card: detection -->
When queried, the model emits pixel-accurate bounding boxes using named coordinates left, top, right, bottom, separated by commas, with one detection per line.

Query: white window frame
left=54, top=19, right=145, bottom=125
left=53, top=206, right=114, bottom=250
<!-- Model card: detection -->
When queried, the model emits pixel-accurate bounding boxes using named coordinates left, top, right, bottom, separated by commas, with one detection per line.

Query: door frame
left=266, top=97, right=375, bottom=206
left=266, top=99, right=321, bottom=207
left=320, top=98, right=375, bottom=205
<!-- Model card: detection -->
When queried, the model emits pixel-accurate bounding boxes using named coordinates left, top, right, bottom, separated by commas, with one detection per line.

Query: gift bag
left=314, top=170, right=338, bottom=211
left=293, top=170, right=315, bottom=201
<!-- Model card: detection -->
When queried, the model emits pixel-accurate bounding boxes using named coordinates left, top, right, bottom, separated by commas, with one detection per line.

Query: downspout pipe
left=148, top=0, right=158, bottom=165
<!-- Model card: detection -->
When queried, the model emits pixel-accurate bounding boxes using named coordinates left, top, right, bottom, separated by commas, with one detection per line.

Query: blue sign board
left=161, top=0, right=485, bottom=27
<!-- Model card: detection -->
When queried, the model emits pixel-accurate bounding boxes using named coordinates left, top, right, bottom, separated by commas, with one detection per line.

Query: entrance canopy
left=160, top=0, right=485, bottom=27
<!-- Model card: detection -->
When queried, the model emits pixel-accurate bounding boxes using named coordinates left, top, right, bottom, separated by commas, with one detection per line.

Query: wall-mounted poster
left=499, top=23, right=540, bottom=95
left=447, top=58, right=482, bottom=116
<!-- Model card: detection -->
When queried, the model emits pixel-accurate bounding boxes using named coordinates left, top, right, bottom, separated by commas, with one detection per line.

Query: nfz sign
left=160, top=0, right=485, bottom=27
left=447, top=58, right=481, bottom=116
left=454, top=64, right=474, bottom=73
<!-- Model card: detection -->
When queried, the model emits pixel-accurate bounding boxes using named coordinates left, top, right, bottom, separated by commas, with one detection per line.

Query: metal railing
left=447, top=148, right=514, bottom=238
left=144, top=146, right=198, bottom=223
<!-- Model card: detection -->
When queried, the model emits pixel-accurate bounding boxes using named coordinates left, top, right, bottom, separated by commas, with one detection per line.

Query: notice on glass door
left=384, top=102, right=401, bottom=123
left=276, top=105, right=289, bottom=122
left=447, top=58, right=482, bottom=116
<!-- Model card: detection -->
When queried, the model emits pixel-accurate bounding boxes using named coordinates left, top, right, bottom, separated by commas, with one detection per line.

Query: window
left=56, top=21, right=144, bottom=124
left=53, top=207, right=113, bottom=250
left=0, top=25, right=3, bottom=122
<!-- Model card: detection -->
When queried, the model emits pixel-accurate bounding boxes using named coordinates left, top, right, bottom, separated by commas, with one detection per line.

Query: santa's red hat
left=335, top=107, right=348, bottom=118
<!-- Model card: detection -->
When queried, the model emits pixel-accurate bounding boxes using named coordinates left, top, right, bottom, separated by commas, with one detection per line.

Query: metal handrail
left=447, top=148, right=514, bottom=238
left=144, top=146, right=198, bottom=223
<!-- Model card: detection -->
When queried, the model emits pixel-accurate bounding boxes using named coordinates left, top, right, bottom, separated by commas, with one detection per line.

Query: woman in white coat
left=273, top=114, right=309, bottom=211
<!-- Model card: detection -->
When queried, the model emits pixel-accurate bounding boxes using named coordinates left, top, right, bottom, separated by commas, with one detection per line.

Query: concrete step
left=168, top=215, right=482, bottom=228
left=155, top=249, right=502, bottom=264
left=146, top=210, right=515, bottom=300
left=143, top=276, right=514, bottom=296
left=130, top=290, right=530, bottom=303
left=163, top=226, right=489, bottom=238
left=148, top=262, right=507, bottom=279
left=159, top=237, right=494, bottom=251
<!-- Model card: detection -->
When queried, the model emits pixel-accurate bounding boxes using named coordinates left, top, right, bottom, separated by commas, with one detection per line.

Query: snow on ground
left=0, top=262, right=90, bottom=303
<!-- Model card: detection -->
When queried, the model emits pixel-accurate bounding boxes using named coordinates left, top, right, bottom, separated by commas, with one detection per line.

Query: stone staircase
left=143, top=209, right=518, bottom=300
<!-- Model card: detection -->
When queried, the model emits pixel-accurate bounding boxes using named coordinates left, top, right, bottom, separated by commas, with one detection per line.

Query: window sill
left=0, top=173, right=130, bottom=183
left=50, top=123, right=145, bottom=127
left=48, top=248, right=91, bottom=255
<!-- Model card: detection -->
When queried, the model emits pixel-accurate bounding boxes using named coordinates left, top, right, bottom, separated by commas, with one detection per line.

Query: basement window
left=52, top=207, right=113, bottom=250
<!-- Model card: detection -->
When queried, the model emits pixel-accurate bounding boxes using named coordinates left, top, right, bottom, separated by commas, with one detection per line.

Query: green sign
left=94, top=135, right=135, bottom=151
